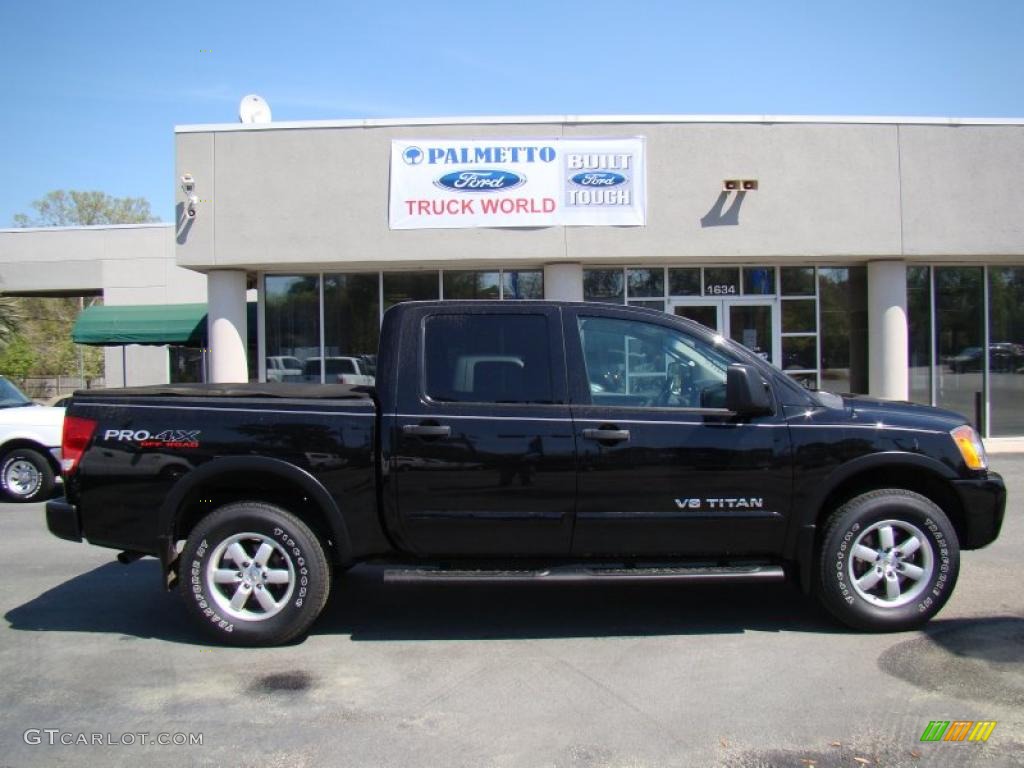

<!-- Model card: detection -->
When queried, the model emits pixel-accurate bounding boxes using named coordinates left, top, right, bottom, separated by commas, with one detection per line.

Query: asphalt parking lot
left=1, top=459, right=1022, bottom=768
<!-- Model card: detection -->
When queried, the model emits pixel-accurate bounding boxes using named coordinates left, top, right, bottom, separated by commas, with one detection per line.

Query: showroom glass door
left=671, top=298, right=779, bottom=366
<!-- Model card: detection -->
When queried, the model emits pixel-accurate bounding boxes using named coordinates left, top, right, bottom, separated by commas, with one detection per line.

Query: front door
left=564, top=305, right=792, bottom=558
left=671, top=298, right=779, bottom=367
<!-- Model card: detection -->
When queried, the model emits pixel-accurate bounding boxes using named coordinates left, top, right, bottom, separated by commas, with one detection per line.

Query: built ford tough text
left=46, top=302, right=1006, bottom=646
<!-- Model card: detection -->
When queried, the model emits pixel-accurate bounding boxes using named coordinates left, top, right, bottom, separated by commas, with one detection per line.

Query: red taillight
left=62, top=415, right=98, bottom=476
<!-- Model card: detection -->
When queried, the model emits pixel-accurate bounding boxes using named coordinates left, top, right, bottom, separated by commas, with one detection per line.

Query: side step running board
left=383, top=564, right=785, bottom=585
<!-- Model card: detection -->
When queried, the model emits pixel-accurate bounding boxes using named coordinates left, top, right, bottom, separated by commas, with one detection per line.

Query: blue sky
left=2, top=0, right=1023, bottom=225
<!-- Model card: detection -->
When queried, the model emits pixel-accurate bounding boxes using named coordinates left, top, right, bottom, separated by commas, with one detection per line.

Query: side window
left=577, top=316, right=732, bottom=408
left=424, top=315, right=554, bottom=404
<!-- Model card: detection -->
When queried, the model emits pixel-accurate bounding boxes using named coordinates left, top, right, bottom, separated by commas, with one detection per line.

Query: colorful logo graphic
left=920, top=721, right=997, bottom=742
left=434, top=170, right=526, bottom=193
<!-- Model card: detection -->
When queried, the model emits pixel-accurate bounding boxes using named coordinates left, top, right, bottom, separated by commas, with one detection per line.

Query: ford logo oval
left=569, top=171, right=627, bottom=188
left=434, top=170, right=526, bottom=192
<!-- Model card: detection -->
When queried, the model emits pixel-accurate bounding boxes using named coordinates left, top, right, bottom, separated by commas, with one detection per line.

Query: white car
left=301, top=356, right=375, bottom=386
left=0, top=375, right=64, bottom=502
left=266, top=355, right=304, bottom=382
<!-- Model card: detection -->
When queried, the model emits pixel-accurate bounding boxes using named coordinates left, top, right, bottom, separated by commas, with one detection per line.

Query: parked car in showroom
left=0, top=375, right=64, bottom=502
left=265, top=355, right=304, bottom=382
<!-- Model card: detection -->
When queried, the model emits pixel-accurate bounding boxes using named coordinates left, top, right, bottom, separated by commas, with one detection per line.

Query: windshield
left=0, top=377, right=33, bottom=408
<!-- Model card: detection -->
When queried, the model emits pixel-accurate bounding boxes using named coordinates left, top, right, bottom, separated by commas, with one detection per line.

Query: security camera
left=181, top=173, right=195, bottom=194
left=186, top=193, right=198, bottom=219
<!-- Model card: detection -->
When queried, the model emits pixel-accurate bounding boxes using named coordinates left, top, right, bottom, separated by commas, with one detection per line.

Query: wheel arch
left=793, top=452, right=965, bottom=593
left=158, top=457, right=353, bottom=587
left=0, top=438, right=60, bottom=473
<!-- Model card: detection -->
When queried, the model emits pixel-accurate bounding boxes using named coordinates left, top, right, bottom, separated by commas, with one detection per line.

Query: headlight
left=951, top=424, right=988, bottom=471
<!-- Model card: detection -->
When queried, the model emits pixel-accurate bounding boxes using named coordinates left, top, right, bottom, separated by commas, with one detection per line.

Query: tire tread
left=181, top=501, right=331, bottom=646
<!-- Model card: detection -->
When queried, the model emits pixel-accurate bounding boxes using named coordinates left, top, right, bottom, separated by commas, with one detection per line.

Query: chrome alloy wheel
left=848, top=519, right=935, bottom=608
left=205, top=532, right=296, bottom=621
left=4, top=459, right=41, bottom=498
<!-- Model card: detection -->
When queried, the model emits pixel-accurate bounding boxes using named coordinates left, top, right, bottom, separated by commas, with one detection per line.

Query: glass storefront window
left=782, top=337, right=816, bottom=371
left=584, top=269, right=625, bottom=303
left=443, top=271, right=500, bottom=300
left=703, top=267, right=740, bottom=296
left=782, top=299, right=816, bottom=333
left=988, top=267, right=1024, bottom=436
left=907, top=266, right=932, bottom=405
left=781, top=267, right=816, bottom=296
left=628, top=300, right=666, bottom=311
left=668, top=268, right=701, bottom=296
left=265, top=275, right=321, bottom=382
left=502, top=270, right=543, bottom=299
left=170, top=346, right=205, bottom=383
left=935, top=267, right=984, bottom=423
left=742, top=267, right=776, bottom=295
left=818, top=267, right=868, bottom=394
left=323, top=273, right=379, bottom=384
left=627, top=268, right=664, bottom=298
left=383, top=271, right=439, bottom=311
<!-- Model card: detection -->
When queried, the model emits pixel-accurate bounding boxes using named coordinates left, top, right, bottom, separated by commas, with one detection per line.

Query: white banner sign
left=389, top=137, right=646, bottom=230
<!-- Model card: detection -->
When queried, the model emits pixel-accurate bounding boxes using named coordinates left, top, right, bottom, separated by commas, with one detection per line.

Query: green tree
left=0, top=334, right=37, bottom=383
left=0, top=296, right=23, bottom=350
left=12, top=190, right=157, bottom=227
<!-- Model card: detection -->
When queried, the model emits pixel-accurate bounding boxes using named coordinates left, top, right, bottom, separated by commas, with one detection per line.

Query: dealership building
left=2, top=113, right=1024, bottom=436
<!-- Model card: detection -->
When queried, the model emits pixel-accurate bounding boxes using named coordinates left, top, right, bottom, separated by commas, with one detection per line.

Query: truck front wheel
left=180, top=501, right=331, bottom=646
left=817, top=489, right=959, bottom=632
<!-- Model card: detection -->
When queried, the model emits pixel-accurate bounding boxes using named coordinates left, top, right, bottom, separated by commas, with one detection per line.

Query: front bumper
left=45, top=497, right=82, bottom=543
left=953, top=471, right=1006, bottom=549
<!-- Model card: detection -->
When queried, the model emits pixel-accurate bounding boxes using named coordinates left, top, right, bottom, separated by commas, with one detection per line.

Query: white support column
left=543, top=263, right=584, bottom=301
left=207, top=269, right=248, bottom=383
left=868, top=260, right=909, bottom=400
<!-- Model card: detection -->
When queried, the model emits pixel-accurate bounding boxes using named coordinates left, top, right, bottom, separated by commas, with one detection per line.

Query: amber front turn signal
left=951, top=424, right=988, bottom=470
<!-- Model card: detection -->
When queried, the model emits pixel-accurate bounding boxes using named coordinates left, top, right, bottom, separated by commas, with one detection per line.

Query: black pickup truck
left=47, top=301, right=1006, bottom=645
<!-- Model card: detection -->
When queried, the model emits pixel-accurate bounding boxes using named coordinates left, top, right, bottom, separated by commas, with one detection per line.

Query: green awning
left=72, top=303, right=208, bottom=346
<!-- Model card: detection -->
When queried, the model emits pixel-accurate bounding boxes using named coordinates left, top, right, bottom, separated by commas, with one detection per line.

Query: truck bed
left=63, top=383, right=384, bottom=560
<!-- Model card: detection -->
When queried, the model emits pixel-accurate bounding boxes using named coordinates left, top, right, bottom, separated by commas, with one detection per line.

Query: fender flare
left=792, top=451, right=959, bottom=592
left=157, top=456, right=353, bottom=576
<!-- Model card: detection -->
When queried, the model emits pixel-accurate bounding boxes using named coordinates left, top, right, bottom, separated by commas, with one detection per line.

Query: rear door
left=388, top=305, right=576, bottom=556
left=563, top=306, right=792, bottom=558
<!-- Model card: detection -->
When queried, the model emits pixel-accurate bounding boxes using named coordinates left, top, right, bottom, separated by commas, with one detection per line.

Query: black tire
left=817, top=489, right=959, bottom=632
left=180, top=501, right=331, bottom=646
left=0, top=447, right=55, bottom=503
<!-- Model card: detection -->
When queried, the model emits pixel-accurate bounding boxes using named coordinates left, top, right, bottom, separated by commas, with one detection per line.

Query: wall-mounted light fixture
left=723, top=179, right=759, bottom=192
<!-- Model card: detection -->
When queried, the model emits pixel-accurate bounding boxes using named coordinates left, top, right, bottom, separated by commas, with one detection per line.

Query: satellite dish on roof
left=239, top=94, right=272, bottom=124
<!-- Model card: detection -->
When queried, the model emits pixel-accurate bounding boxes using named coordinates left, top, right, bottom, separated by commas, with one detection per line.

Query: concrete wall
left=174, top=119, right=1024, bottom=271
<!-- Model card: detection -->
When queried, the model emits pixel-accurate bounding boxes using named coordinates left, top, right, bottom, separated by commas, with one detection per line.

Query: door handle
left=402, top=424, right=451, bottom=438
left=582, top=428, right=630, bottom=443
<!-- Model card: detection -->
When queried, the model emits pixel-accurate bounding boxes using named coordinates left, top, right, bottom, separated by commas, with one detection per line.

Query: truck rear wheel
left=180, top=501, right=331, bottom=646
left=817, top=489, right=959, bottom=632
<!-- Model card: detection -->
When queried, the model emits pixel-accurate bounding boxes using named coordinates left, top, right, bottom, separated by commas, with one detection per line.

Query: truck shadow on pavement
left=15, top=560, right=1020, bottom=646
left=7, top=559, right=846, bottom=643
left=5, top=560, right=199, bottom=644
left=316, top=564, right=843, bottom=640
